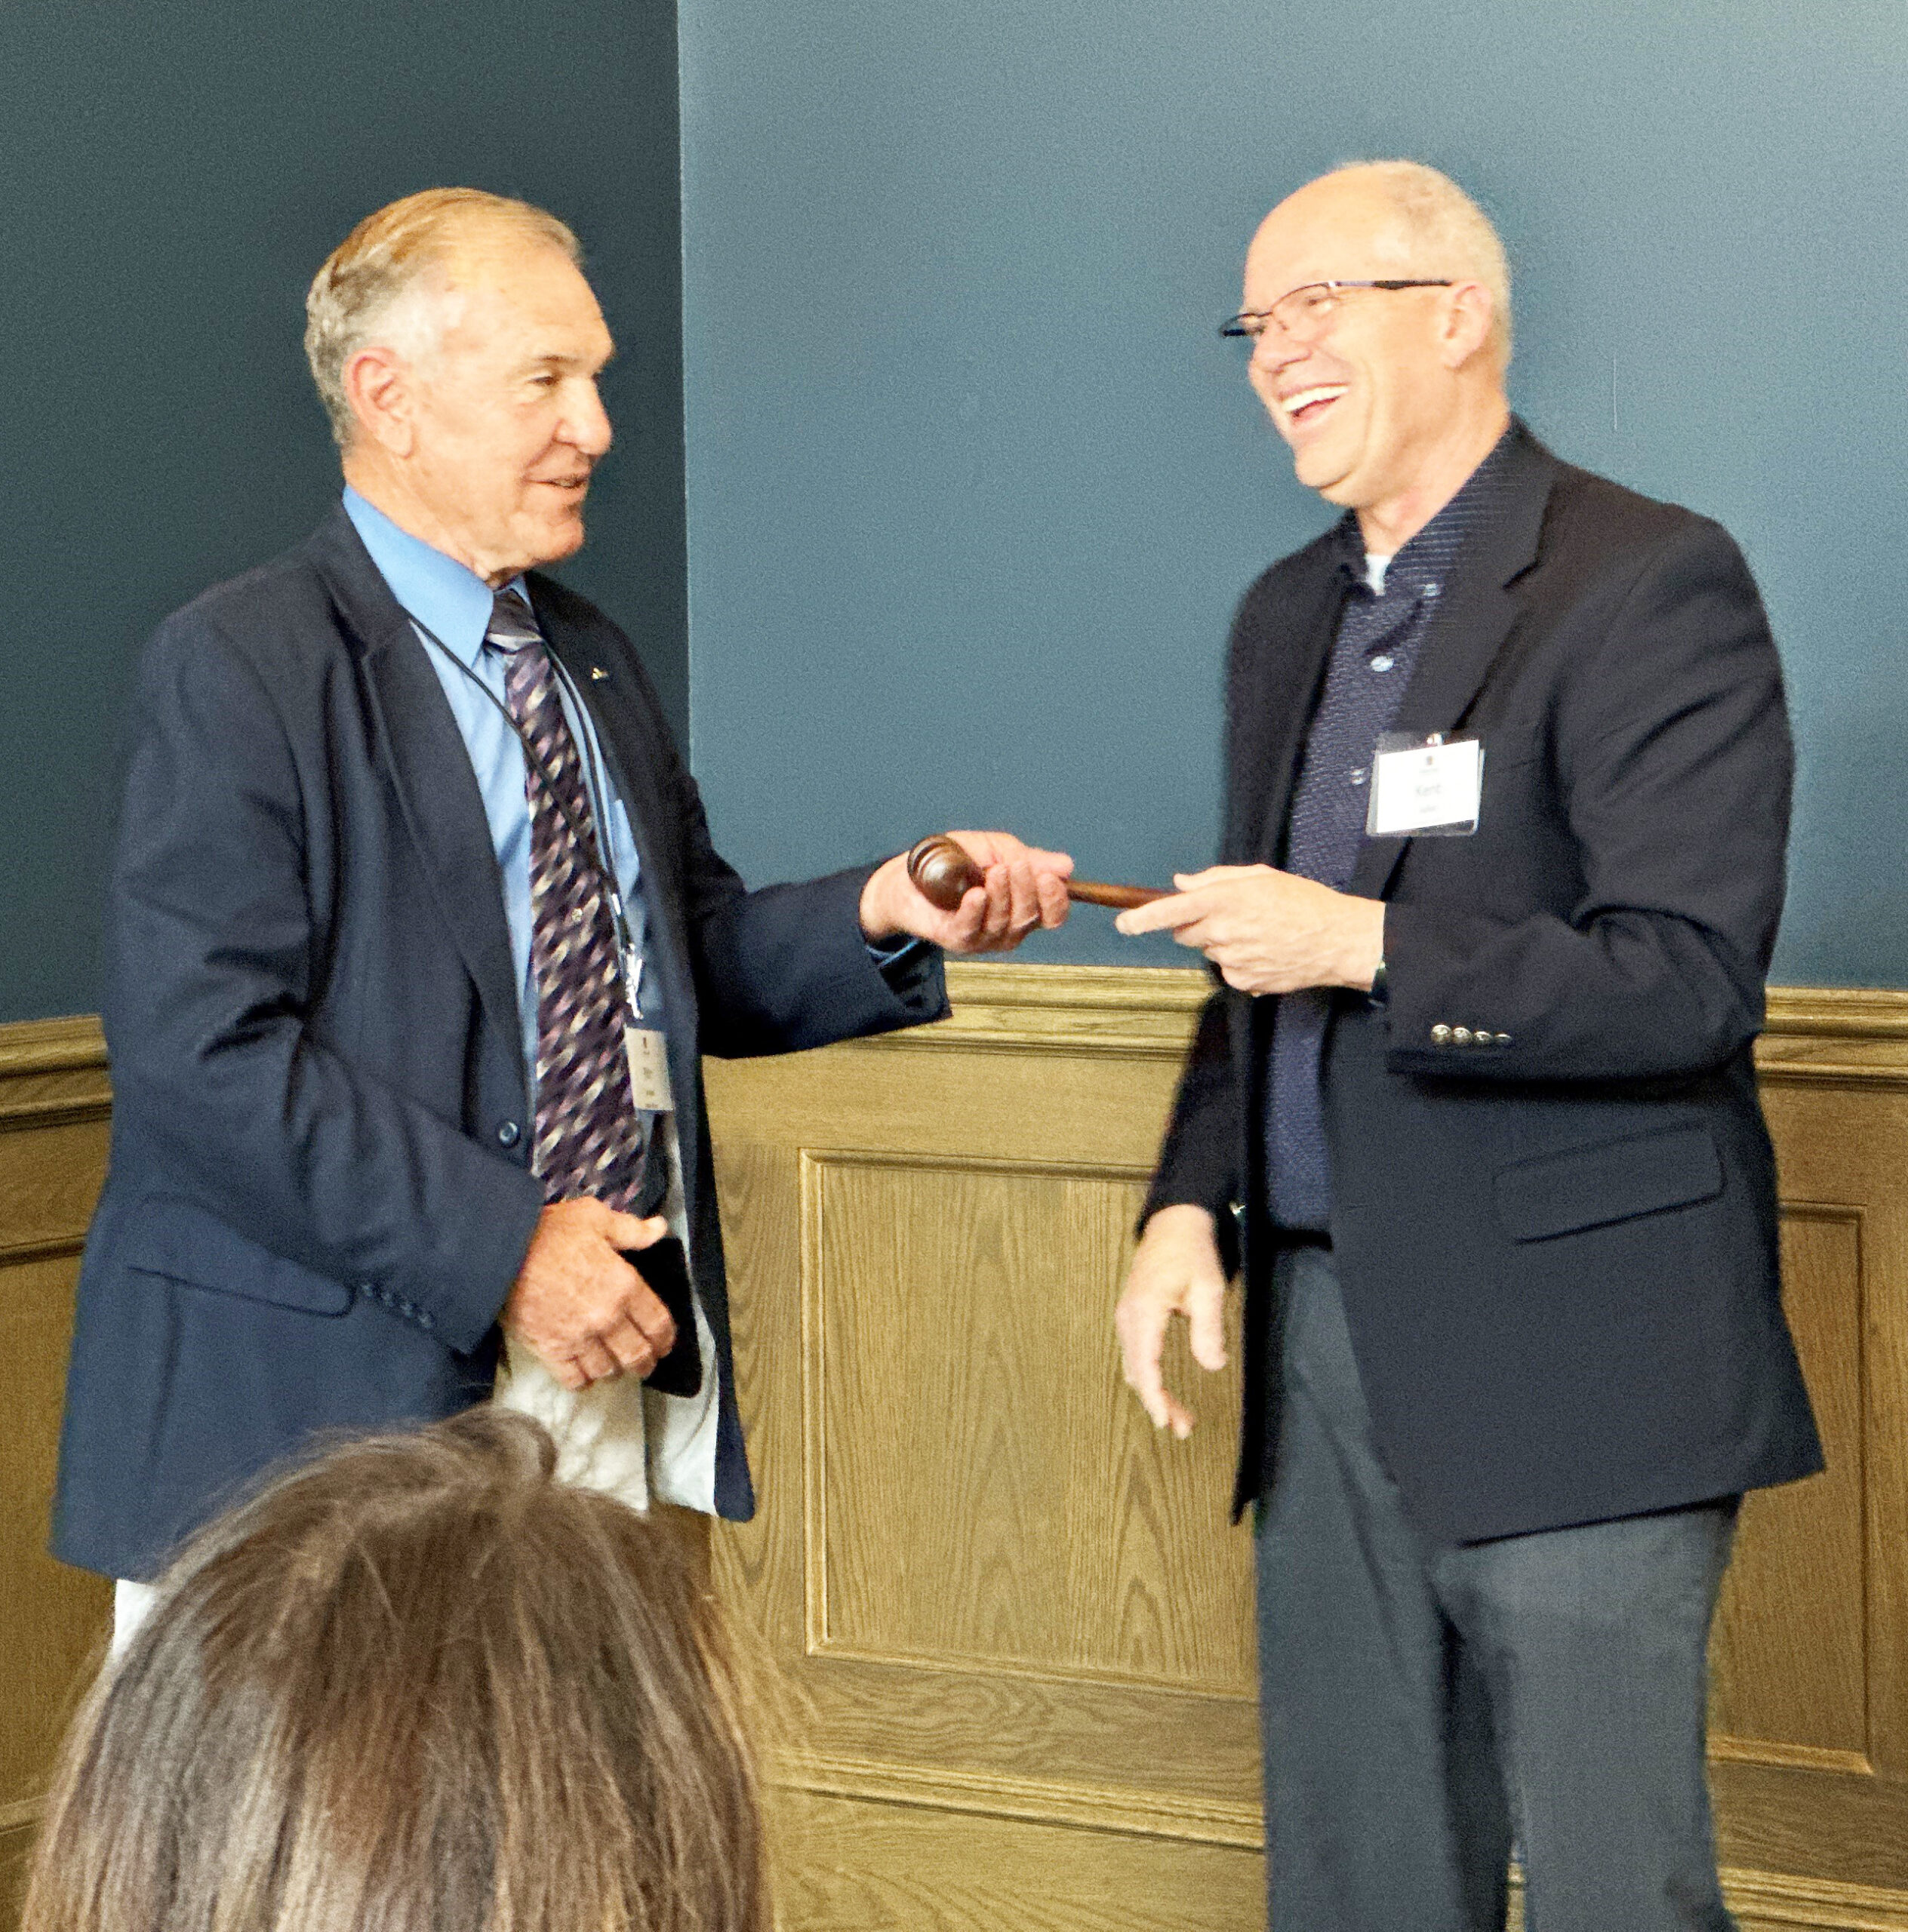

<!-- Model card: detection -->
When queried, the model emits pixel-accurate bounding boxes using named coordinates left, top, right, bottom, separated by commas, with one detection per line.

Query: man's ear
left=1438, top=281, right=1496, bottom=371
left=341, top=346, right=416, bottom=459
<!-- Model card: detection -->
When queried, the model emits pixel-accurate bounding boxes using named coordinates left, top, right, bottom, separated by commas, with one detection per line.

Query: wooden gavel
left=906, top=835, right=1166, bottom=912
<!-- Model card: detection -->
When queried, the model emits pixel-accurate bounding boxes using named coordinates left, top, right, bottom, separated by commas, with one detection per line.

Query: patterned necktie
left=487, top=589, right=663, bottom=1217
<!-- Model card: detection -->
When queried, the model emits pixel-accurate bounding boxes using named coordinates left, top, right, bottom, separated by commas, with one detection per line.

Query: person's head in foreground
left=24, top=1411, right=767, bottom=1932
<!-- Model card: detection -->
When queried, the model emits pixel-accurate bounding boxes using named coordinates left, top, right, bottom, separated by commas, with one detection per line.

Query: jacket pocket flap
left=1494, top=1125, right=1723, bottom=1243
left=125, top=1198, right=354, bottom=1316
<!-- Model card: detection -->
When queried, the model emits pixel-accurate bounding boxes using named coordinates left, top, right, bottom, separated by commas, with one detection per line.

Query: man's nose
left=1251, top=324, right=1300, bottom=374
left=565, top=380, right=614, bottom=457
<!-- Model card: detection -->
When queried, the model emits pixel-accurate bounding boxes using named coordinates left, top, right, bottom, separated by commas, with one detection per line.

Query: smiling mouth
left=1279, top=384, right=1348, bottom=429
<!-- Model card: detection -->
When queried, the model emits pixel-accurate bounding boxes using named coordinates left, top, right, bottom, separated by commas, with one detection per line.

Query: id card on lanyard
left=620, top=943, right=674, bottom=1114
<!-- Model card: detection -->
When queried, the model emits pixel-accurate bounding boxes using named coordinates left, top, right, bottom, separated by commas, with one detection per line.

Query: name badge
left=624, top=1026, right=674, bottom=1113
left=1367, top=731, right=1484, bottom=838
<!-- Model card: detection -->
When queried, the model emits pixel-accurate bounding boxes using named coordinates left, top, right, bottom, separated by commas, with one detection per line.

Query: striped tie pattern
left=488, top=589, right=660, bottom=1216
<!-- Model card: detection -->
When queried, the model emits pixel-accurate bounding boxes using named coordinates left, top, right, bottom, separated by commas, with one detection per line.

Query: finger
left=1115, top=1296, right=1174, bottom=1430
left=620, top=1275, right=679, bottom=1354
left=601, top=1310, right=658, bottom=1377
left=1113, top=890, right=1208, bottom=937
left=1186, top=1281, right=1229, bottom=1372
left=943, top=882, right=990, bottom=950
left=574, top=1337, right=620, bottom=1385
left=953, top=832, right=1075, bottom=879
left=606, top=1210, right=670, bottom=1251
left=1004, top=858, right=1041, bottom=938
left=977, top=865, right=1015, bottom=948
left=1036, top=868, right=1071, bottom=928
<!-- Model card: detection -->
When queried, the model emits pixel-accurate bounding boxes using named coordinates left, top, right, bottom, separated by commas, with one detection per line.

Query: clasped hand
left=860, top=829, right=1073, bottom=952
left=1113, top=863, right=1383, bottom=995
left=502, top=1197, right=674, bottom=1390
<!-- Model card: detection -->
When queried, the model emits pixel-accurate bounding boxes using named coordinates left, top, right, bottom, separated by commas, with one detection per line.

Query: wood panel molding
left=0, top=1014, right=113, bottom=1932
left=8, top=983, right=1908, bottom=1932
left=706, top=964, right=1908, bottom=1932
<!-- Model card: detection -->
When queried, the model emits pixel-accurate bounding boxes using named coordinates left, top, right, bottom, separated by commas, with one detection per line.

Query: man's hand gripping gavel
left=906, top=834, right=1165, bottom=913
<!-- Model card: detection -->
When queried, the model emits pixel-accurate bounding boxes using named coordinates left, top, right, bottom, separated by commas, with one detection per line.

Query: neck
left=342, top=454, right=515, bottom=587
left=1354, top=392, right=1512, bottom=555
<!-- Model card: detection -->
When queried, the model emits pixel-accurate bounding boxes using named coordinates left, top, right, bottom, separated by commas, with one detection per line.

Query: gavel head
left=906, top=835, right=986, bottom=911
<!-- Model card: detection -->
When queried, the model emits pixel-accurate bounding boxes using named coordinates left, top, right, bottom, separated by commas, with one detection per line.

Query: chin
left=531, top=516, right=587, bottom=568
left=1293, top=448, right=1355, bottom=501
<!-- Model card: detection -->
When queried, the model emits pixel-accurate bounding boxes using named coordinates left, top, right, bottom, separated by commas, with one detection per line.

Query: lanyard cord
left=404, top=610, right=644, bottom=992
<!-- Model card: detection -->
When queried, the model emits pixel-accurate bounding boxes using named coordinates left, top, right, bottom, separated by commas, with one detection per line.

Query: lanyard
left=405, top=609, right=648, bottom=1018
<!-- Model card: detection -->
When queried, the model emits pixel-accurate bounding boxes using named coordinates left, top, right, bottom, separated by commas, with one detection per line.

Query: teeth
left=1282, top=386, right=1347, bottom=416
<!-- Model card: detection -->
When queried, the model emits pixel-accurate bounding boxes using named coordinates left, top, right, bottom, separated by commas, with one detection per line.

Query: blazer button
left=497, top=1121, right=522, bottom=1148
left=1495, top=1032, right=1514, bottom=1047
left=1430, top=1024, right=1453, bottom=1045
left=1452, top=1026, right=1473, bottom=1045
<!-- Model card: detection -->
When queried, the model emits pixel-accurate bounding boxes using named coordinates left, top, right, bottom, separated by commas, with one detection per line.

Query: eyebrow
left=520, top=344, right=618, bottom=373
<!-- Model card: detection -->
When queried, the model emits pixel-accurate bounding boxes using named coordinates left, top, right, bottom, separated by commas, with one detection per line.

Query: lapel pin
left=589, top=666, right=608, bottom=681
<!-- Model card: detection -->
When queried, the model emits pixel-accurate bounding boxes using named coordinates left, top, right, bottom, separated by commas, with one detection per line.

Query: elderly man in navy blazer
left=1116, top=163, right=1820, bottom=1931
left=54, top=188, right=1072, bottom=1638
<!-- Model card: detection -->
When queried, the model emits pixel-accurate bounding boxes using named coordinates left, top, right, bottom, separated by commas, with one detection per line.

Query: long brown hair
left=23, top=1411, right=768, bottom=1932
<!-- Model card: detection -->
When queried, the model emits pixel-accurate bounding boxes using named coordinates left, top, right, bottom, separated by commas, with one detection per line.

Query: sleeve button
left=1452, top=1026, right=1473, bottom=1045
left=497, top=1121, right=522, bottom=1148
left=1430, top=1024, right=1453, bottom=1045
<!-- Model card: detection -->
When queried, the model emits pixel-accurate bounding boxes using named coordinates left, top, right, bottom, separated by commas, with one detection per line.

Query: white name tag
left=624, top=1026, right=674, bottom=1113
left=1368, top=733, right=1484, bottom=838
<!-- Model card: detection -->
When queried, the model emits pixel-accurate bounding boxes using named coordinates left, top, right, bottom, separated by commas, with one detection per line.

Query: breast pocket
left=1493, top=1124, right=1723, bottom=1243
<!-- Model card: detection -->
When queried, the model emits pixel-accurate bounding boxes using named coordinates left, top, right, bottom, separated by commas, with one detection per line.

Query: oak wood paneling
left=7, top=980, right=1908, bottom=1931
left=706, top=965, right=1908, bottom=1932
left=0, top=1020, right=112, bottom=1932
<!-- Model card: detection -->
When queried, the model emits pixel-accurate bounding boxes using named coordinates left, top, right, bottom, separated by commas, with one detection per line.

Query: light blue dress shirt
left=341, top=488, right=660, bottom=1095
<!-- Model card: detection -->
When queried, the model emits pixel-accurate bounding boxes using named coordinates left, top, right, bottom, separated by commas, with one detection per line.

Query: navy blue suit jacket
left=53, top=509, right=946, bottom=1580
left=1144, top=424, right=1823, bottom=1542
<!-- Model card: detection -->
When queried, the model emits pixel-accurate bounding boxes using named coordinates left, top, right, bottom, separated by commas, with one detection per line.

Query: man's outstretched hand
left=860, top=830, right=1074, bottom=952
left=502, top=1198, right=675, bottom=1391
left=1115, top=863, right=1383, bottom=995
left=1115, top=1203, right=1230, bottom=1438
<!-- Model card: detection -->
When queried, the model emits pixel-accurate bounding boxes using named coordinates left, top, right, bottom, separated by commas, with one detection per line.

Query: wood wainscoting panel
left=0, top=1018, right=113, bottom=1929
left=8, top=977, right=1908, bottom=1932
left=706, top=968, right=1908, bottom=1932
left=1711, top=1206, right=1868, bottom=1767
left=804, top=1151, right=1254, bottom=1693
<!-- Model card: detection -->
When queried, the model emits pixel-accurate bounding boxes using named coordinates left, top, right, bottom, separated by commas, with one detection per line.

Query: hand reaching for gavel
left=908, top=835, right=1165, bottom=912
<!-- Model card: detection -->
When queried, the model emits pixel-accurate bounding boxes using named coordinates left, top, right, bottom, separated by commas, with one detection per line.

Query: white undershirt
left=1365, top=552, right=1395, bottom=595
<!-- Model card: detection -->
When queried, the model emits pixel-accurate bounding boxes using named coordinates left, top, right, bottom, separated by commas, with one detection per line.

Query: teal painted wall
left=0, top=0, right=688, bottom=1022
left=680, top=0, right=1908, bottom=983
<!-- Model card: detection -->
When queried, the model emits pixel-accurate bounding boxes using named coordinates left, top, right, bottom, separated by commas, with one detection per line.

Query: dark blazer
left=53, top=509, right=946, bottom=1581
left=1145, top=423, right=1822, bottom=1543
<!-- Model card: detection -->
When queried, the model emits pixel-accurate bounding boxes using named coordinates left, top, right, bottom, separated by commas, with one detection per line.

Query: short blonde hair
left=304, top=187, right=583, bottom=447
left=1325, top=160, right=1513, bottom=368
left=23, top=1411, right=768, bottom=1932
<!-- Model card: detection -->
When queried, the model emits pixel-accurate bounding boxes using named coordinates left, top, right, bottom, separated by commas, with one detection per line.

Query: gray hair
left=1323, top=160, right=1513, bottom=368
left=304, top=187, right=583, bottom=448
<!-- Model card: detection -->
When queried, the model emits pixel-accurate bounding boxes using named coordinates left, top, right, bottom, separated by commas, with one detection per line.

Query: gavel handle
left=1067, top=878, right=1165, bottom=909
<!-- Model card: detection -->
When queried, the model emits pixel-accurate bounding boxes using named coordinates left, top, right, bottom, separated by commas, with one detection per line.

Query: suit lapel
left=1345, top=424, right=1558, bottom=900
left=306, top=512, right=525, bottom=1062
left=1236, top=543, right=1349, bottom=865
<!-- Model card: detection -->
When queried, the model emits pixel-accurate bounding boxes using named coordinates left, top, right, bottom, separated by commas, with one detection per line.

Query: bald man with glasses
left=1115, top=162, right=1820, bottom=1932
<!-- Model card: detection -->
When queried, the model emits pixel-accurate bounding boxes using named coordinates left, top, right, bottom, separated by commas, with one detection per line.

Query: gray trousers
left=1256, top=1244, right=1739, bottom=1932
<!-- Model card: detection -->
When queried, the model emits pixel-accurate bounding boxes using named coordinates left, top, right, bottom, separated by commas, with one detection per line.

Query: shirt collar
left=340, top=488, right=530, bottom=668
left=1333, top=419, right=1519, bottom=598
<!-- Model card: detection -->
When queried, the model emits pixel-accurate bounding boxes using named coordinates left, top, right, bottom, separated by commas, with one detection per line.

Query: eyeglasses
left=1219, top=279, right=1454, bottom=347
